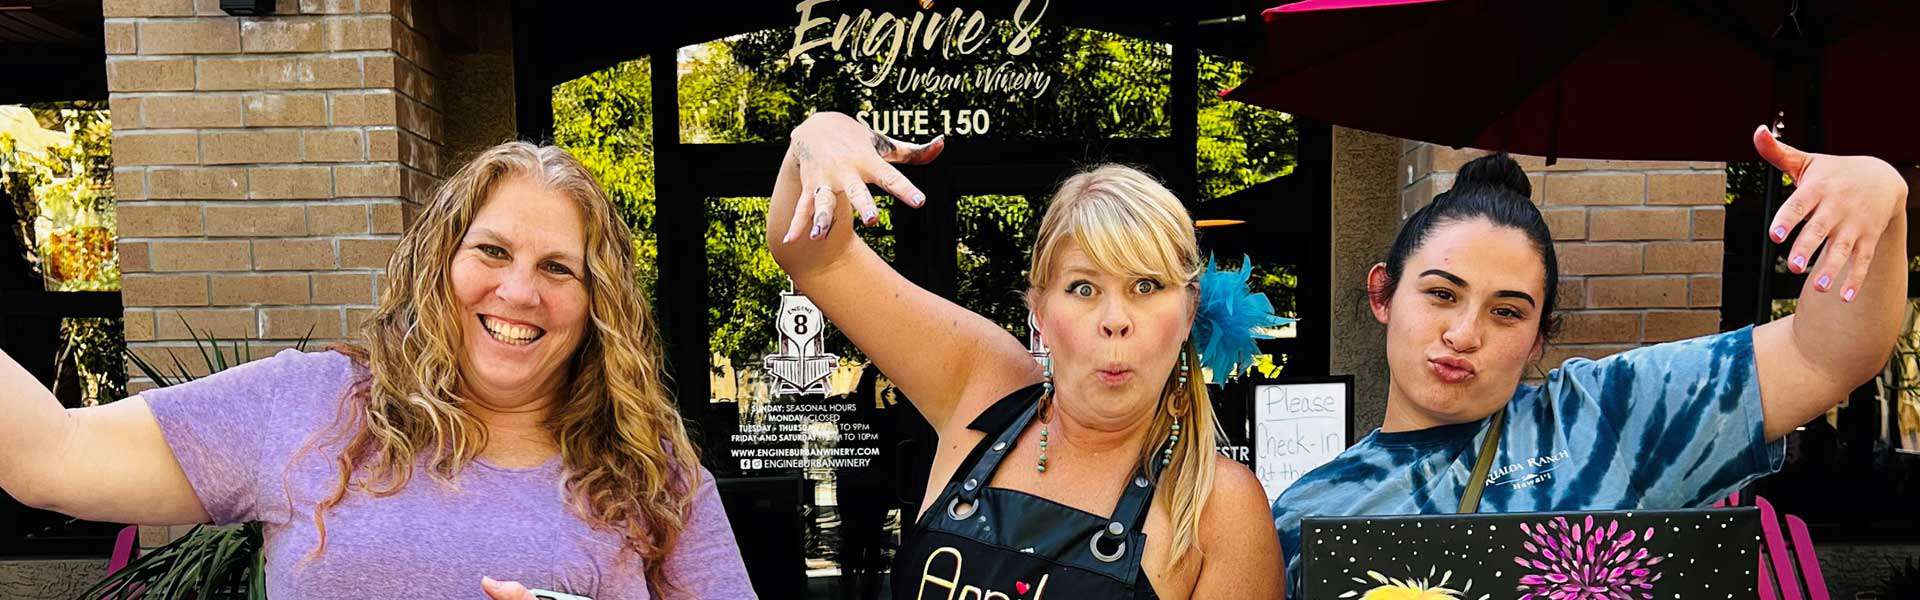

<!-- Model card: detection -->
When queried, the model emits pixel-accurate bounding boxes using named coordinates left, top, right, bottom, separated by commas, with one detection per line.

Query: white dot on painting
left=1349, top=557, right=1356, bottom=563
left=1489, top=525, right=1497, bottom=531
left=1495, top=571, right=1502, bottom=577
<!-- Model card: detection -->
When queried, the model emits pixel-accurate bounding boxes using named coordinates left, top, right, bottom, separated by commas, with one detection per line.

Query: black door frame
left=511, top=8, right=1334, bottom=591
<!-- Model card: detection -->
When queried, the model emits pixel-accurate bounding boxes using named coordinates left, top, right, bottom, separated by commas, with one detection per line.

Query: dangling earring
left=1163, top=355, right=1189, bottom=469
left=1162, top=420, right=1180, bottom=469
left=1038, top=360, right=1052, bottom=474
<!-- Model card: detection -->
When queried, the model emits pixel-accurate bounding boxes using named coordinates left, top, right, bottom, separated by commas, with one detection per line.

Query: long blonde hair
left=309, top=142, right=701, bottom=590
left=1026, top=164, right=1219, bottom=574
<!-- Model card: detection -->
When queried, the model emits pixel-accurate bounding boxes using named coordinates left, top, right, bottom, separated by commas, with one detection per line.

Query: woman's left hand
left=481, top=576, right=538, bottom=600
left=1755, top=125, right=1909, bottom=302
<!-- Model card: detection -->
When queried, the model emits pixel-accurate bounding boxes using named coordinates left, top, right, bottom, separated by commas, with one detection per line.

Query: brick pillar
left=107, top=0, right=443, bottom=391
left=1400, top=144, right=1727, bottom=368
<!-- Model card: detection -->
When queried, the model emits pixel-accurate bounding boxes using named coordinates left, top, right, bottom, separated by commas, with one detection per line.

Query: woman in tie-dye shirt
left=1272, top=128, right=1910, bottom=598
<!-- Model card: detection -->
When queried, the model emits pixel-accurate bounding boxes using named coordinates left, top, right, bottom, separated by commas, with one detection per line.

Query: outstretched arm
left=1750, top=126, right=1911, bottom=441
left=0, top=352, right=209, bottom=524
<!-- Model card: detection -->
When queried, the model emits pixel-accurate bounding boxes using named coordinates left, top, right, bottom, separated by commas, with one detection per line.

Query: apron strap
left=1458, top=408, right=1506, bottom=514
left=953, top=398, right=1042, bottom=503
left=1107, top=465, right=1159, bottom=534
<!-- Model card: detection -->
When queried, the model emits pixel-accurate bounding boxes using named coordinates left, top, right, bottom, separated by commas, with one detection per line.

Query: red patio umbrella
left=1226, top=0, right=1920, bottom=163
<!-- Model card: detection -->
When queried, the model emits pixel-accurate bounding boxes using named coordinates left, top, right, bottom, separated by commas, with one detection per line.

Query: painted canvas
left=1300, top=508, right=1760, bottom=600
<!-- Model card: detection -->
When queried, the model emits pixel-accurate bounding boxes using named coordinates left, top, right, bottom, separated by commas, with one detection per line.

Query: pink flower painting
left=1511, top=515, right=1665, bottom=600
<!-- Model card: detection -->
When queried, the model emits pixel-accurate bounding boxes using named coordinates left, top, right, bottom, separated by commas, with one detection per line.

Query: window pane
left=552, top=59, right=660, bottom=300
left=703, top=195, right=904, bottom=588
left=956, top=194, right=1040, bottom=340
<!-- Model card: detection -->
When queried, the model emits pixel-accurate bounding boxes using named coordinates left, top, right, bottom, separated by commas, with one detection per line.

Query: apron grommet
left=964, top=478, right=979, bottom=491
left=992, top=441, right=1008, bottom=452
left=1089, top=528, right=1127, bottom=563
left=947, top=496, right=977, bottom=520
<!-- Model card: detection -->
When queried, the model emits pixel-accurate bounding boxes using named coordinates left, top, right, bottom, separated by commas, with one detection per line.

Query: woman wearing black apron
left=767, top=113, right=1287, bottom=599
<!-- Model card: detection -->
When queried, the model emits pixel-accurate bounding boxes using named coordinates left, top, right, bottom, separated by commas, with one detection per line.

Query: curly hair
left=306, top=141, right=701, bottom=591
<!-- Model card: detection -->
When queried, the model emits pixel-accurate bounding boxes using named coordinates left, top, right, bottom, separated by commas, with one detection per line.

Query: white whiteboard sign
left=1252, top=378, right=1351, bottom=504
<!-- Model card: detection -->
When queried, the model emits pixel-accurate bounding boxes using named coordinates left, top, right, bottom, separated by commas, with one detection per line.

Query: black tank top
left=890, top=384, right=1163, bottom=600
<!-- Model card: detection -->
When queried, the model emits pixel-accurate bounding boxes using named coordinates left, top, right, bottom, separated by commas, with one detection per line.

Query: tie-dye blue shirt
left=1271, top=327, right=1784, bottom=598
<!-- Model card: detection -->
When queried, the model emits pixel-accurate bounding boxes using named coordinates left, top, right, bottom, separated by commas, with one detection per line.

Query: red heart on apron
left=1016, top=581, right=1031, bottom=595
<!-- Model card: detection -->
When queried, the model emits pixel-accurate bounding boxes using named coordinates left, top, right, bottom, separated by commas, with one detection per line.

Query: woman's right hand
left=779, top=112, right=944, bottom=244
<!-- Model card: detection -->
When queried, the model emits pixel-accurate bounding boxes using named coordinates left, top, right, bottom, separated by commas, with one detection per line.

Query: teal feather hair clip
left=1190, top=255, right=1295, bottom=383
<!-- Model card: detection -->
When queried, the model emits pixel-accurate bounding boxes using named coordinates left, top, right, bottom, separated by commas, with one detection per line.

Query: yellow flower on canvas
left=1359, top=585, right=1457, bottom=600
left=1339, top=569, right=1485, bottom=600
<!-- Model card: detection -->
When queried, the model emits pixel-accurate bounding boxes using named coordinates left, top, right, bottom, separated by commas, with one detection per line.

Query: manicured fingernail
left=1771, top=226, right=1787, bottom=242
left=1790, top=255, right=1807, bottom=271
left=861, top=207, right=878, bottom=224
left=911, top=192, right=926, bottom=206
left=810, top=223, right=827, bottom=239
left=1843, top=288, right=1857, bottom=302
left=1816, top=274, right=1831, bottom=290
left=782, top=232, right=795, bottom=244
left=482, top=576, right=499, bottom=588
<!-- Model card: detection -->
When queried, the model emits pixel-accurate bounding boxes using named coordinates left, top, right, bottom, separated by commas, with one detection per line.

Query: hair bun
left=1456, top=152, right=1531, bottom=199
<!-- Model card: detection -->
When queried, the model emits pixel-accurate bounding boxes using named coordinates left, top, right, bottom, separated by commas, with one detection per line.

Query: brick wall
left=107, top=0, right=442, bottom=387
left=104, top=0, right=446, bottom=552
left=1400, top=143, right=1728, bottom=368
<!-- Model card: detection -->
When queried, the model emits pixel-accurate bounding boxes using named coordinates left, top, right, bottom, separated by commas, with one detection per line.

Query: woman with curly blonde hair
left=0, top=141, right=754, bottom=599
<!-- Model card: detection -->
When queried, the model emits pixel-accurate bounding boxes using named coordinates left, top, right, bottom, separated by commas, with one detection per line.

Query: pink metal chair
left=1719, top=491, right=1830, bottom=600
left=106, top=524, right=138, bottom=574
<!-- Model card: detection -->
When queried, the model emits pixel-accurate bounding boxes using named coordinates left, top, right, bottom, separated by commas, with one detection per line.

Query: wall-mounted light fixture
left=221, top=0, right=275, bottom=16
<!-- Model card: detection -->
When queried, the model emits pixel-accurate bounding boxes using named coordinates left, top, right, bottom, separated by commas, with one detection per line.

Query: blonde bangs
left=1030, top=164, right=1200, bottom=295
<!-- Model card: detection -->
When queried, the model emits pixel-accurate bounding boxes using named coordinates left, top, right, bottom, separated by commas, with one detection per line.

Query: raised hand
left=781, top=112, right=943, bottom=244
left=1754, top=125, right=1909, bottom=302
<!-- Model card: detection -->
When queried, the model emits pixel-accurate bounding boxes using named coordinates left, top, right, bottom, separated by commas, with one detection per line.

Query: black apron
left=891, top=385, right=1162, bottom=600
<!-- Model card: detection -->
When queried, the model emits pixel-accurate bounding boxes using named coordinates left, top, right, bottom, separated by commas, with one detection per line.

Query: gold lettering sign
left=787, top=0, right=1057, bottom=133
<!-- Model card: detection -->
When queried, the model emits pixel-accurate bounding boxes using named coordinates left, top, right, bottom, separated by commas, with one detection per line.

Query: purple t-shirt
left=143, top=349, right=755, bottom=599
